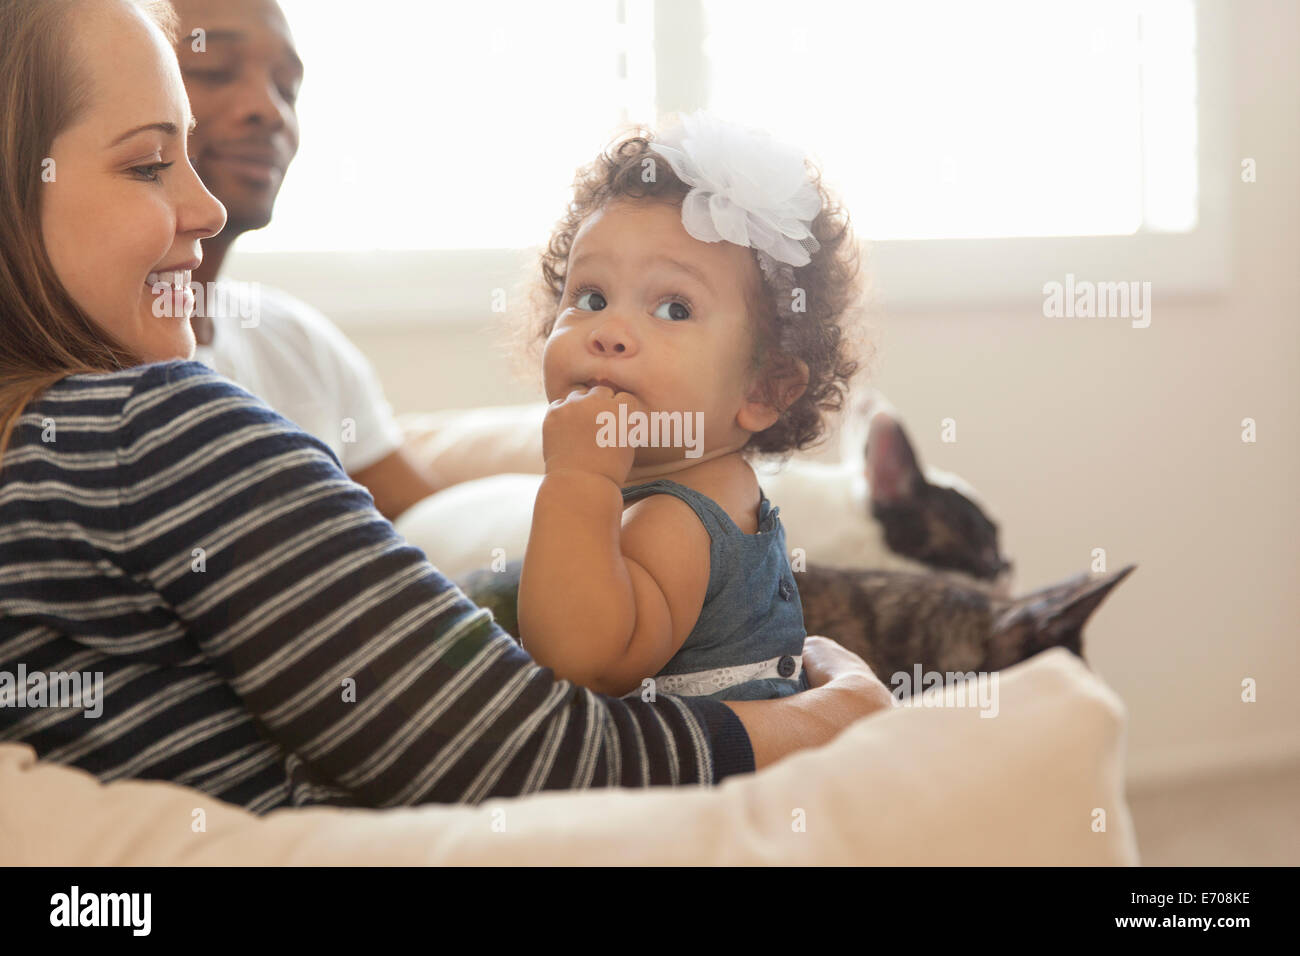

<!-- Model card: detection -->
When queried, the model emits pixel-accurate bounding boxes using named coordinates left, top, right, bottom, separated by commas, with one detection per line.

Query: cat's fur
left=791, top=563, right=1134, bottom=685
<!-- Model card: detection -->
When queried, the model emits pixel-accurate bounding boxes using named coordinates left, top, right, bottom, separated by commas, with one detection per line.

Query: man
left=172, top=0, right=441, bottom=521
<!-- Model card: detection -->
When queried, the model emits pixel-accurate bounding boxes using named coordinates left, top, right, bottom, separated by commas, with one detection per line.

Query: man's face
left=172, top=0, right=301, bottom=234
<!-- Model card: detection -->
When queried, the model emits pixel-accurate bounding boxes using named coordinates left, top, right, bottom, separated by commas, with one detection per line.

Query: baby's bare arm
left=518, top=386, right=708, bottom=694
left=518, top=470, right=636, bottom=685
left=600, top=494, right=709, bottom=693
left=518, top=475, right=707, bottom=696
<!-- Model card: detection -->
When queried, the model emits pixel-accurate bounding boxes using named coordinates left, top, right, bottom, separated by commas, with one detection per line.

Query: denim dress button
left=777, top=655, right=796, bottom=678
left=778, top=579, right=792, bottom=600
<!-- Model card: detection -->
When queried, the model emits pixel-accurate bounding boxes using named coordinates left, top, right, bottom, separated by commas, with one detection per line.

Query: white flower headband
left=648, top=110, right=821, bottom=287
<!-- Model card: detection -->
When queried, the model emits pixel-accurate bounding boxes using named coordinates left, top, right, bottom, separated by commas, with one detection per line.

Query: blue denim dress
left=619, top=479, right=811, bottom=702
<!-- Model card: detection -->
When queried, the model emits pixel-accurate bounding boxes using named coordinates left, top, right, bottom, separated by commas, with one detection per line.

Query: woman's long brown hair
left=0, top=0, right=178, bottom=469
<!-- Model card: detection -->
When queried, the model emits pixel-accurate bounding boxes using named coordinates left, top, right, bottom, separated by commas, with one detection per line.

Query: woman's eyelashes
left=572, top=286, right=693, bottom=321
left=129, top=161, right=175, bottom=183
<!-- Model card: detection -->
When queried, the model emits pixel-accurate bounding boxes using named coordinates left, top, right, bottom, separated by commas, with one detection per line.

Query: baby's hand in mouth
left=543, top=384, right=646, bottom=484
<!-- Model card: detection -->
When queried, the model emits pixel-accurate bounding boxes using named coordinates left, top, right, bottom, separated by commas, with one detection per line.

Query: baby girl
left=517, top=111, right=862, bottom=701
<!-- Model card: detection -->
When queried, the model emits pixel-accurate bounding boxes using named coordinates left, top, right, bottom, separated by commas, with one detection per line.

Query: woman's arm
left=107, top=363, right=889, bottom=808
left=104, top=364, right=748, bottom=804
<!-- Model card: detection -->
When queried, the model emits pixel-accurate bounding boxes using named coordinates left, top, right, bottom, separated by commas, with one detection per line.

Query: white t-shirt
left=191, top=279, right=405, bottom=474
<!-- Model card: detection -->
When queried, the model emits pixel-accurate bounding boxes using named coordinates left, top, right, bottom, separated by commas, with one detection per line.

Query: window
left=700, top=0, right=1199, bottom=239
left=227, top=0, right=1228, bottom=321
left=239, top=0, right=655, bottom=252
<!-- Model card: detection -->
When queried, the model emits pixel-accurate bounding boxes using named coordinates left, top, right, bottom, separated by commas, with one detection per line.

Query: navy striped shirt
left=0, top=361, right=753, bottom=811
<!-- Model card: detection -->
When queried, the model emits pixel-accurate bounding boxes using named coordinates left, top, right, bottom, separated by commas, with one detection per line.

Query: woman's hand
left=801, top=635, right=894, bottom=701
left=801, top=634, right=898, bottom=730
left=722, top=635, right=897, bottom=771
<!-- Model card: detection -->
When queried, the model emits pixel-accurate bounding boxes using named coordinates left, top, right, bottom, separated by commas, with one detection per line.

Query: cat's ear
left=992, top=564, right=1136, bottom=664
left=840, top=387, right=892, bottom=462
left=867, top=410, right=923, bottom=504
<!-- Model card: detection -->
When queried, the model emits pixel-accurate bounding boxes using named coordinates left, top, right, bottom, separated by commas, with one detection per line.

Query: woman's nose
left=588, top=315, right=638, bottom=356
left=181, top=161, right=228, bottom=241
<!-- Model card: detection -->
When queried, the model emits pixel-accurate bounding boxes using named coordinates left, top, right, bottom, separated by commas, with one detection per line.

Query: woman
left=0, top=0, right=892, bottom=812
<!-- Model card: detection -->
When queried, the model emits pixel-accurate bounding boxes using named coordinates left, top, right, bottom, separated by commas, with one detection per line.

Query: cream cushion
left=0, top=649, right=1137, bottom=865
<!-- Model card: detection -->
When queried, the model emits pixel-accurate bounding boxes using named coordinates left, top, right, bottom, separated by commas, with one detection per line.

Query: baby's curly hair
left=525, top=126, right=864, bottom=457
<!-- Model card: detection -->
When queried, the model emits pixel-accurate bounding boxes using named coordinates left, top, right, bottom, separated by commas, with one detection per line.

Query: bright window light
left=239, top=0, right=1198, bottom=252
left=702, top=0, right=1198, bottom=239
left=239, top=0, right=655, bottom=252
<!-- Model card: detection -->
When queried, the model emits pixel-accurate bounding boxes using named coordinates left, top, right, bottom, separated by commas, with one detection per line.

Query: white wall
left=269, top=0, right=1299, bottom=789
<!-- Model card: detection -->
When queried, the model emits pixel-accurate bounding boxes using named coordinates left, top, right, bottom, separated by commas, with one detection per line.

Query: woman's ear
left=737, top=355, right=810, bottom=434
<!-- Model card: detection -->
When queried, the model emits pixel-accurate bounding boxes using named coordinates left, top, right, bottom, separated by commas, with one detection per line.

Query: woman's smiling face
left=39, top=0, right=227, bottom=364
left=542, top=199, right=773, bottom=465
